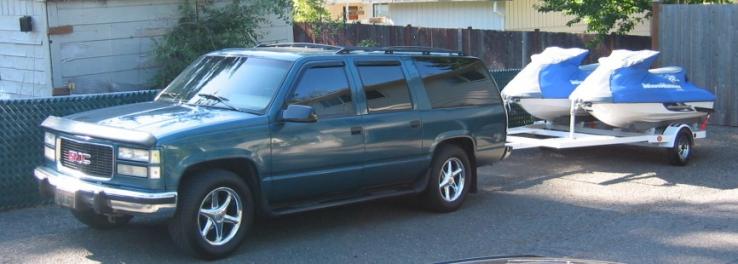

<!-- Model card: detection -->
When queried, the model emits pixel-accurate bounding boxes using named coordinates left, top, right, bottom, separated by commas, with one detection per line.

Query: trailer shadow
left=490, top=126, right=738, bottom=191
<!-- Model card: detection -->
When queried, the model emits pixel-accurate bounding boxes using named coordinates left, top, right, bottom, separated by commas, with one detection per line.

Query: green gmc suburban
left=35, top=44, right=511, bottom=259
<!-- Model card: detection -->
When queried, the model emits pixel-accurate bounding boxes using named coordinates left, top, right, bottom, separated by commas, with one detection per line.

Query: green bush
left=153, top=0, right=290, bottom=88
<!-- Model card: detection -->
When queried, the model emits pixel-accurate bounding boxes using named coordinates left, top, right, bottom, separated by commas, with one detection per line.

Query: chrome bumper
left=34, top=167, right=177, bottom=215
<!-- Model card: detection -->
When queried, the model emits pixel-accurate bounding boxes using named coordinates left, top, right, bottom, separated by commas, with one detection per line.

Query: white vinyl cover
left=569, top=49, right=660, bottom=102
left=501, top=47, right=589, bottom=98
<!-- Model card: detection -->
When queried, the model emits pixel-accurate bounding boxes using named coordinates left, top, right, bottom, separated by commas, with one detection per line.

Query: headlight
left=44, top=132, right=56, bottom=147
left=117, top=164, right=148, bottom=178
left=44, top=146, right=55, bottom=161
left=118, top=147, right=160, bottom=163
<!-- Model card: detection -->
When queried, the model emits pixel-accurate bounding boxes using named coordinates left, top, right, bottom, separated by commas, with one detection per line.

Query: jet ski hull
left=517, top=98, right=591, bottom=121
left=517, top=98, right=571, bottom=120
left=586, top=101, right=713, bottom=128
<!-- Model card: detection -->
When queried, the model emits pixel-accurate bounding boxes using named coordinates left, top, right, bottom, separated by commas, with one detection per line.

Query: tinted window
left=414, top=57, right=499, bottom=108
left=288, top=66, right=354, bottom=117
left=357, top=63, right=412, bottom=113
left=157, top=56, right=292, bottom=112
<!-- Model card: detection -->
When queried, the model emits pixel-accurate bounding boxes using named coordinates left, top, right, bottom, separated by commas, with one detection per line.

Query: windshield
left=157, top=55, right=293, bottom=112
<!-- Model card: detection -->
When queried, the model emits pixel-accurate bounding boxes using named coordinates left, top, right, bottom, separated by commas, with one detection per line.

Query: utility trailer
left=505, top=105, right=710, bottom=166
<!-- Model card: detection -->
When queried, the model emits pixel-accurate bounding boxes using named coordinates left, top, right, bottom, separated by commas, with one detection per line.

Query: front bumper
left=35, top=166, right=177, bottom=215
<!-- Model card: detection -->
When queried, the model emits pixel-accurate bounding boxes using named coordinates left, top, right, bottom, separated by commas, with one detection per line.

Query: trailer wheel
left=668, top=128, right=693, bottom=166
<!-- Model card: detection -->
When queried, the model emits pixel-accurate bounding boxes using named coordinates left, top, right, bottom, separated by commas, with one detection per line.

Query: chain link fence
left=0, top=90, right=159, bottom=211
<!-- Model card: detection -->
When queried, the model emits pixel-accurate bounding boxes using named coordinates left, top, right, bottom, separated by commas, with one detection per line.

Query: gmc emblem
left=66, top=150, right=91, bottom=165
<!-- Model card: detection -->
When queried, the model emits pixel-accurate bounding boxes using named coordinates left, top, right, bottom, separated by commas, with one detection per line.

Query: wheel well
left=436, top=137, right=477, bottom=193
left=179, top=158, right=262, bottom=207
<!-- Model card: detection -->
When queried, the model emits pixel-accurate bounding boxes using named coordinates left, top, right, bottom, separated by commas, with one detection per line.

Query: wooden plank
left=0, top=55, right=47, bottom=71
left=60, top=53, right=157, bottom=78
left=0, top=15, right=20, bottom=31
left=55, top=3, right=181, bottom=26
left=0, top=67, right=46, bottom=84
left=58, top=37, right=159, bottom=62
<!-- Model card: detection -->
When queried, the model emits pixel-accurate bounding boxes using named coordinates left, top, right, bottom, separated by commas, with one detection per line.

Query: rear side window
left=414, top=57, right=499, bottom=108
left=288, top=66, right=354, bottom=117
left=356, top=63, right=413, bottom=113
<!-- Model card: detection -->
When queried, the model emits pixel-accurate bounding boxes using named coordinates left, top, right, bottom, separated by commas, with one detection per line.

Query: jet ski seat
left=649, top=66, right=683, bottom=75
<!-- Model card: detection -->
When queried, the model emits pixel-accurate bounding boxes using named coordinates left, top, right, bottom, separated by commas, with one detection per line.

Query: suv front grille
left=60, top=138, right=114, bottom=178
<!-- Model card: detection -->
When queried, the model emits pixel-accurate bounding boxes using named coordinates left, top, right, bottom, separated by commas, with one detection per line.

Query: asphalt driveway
left=1, top=126, right=737, bottom=264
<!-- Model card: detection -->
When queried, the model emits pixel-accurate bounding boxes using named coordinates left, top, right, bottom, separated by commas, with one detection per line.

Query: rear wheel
left=169, top=170, right=254, bottom=259
left=668, top=128, right=693, bottom=166
left=421, top=145, right=471, bottom=212
left=71, top=209, right=132, bottom=230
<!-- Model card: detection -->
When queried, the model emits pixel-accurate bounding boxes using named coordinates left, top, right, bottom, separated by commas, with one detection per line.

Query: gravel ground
left=1, top=126, right=737, bottom=264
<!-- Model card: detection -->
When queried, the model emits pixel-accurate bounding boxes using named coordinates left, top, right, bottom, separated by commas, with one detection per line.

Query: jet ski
left=570, top=50, right=715, bottom=129
left=502, top=47, right=597, bottom=121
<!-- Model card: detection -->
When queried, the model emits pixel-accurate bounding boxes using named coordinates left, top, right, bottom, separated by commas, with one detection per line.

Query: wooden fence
left=655, top=4, right=738, bottom=126
left=293, top=23, right=651, bottom=70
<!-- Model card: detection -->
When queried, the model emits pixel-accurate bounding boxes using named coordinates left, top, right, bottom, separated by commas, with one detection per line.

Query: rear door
left=351, top=59, right=424, bottom=187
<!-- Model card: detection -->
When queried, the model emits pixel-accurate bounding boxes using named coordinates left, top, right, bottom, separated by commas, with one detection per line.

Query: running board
left=270, top=188, right=418, bottom=216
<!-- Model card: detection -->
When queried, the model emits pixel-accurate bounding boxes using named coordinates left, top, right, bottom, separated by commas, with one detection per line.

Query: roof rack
left=336, top=46, right=465, bottom=56
left=255, top=42, right=342, bottom=51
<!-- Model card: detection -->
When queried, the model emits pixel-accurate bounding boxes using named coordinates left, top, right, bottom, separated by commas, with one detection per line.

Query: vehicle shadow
left=8, top=190, right=738, bottom=264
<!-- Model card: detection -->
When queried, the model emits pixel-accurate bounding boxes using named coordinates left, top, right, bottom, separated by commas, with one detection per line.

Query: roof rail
left=255, top=42, right=343, bottom=50
left=336, top=46, right=464, bottom=56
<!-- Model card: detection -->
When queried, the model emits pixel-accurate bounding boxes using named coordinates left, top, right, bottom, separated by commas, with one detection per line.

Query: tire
left=421, top=145, right=472, bottom=213
left=71, top=209, right=132, bottom=230
left=168, top=169, right=254, bottom=260
left=668, top=128, right=694, bottom=166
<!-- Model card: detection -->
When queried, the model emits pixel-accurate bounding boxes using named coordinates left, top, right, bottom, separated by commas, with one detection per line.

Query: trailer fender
left=658, top=124, right=693, bottom=148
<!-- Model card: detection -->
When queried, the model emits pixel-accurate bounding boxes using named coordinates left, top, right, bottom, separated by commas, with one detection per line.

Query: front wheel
left=421, top=145, right=472, bottom=213
left=169, top=170, right=254, bottom=259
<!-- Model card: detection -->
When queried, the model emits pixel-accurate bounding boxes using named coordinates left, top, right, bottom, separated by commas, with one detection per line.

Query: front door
left=269, top=61, right=364, bottom=204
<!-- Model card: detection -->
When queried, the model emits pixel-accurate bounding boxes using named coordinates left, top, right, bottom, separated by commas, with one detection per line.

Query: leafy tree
left=153, top=0, right=291, bottom=88
left=536, top=0, right=733, bottom=41
left=293, top=0, right=332, bottom=23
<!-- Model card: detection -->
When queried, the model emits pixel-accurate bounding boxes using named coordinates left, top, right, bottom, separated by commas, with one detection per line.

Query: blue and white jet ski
left=570, top=50, right=715, bottom=129
left=502, top=47, right=597, bottom=121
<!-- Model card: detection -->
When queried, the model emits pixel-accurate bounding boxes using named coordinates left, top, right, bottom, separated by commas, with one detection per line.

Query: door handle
left=410, top=120, right=421, bottom=128
left=350, top=126, right=363, bottom=135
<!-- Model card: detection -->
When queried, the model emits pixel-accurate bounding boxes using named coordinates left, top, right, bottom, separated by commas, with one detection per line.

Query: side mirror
left=282, top=104, right=318, bottom=123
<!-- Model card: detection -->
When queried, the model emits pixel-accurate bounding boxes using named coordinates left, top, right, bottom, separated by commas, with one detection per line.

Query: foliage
left=292, top=0, right=344, bottom=44
left=293, top=0, right=331, bottom=23
left=536, top=0, right=733, bottom=42
left=153, top=0, right=290, bottom=88
left=358, top=39, right=379, bottom=47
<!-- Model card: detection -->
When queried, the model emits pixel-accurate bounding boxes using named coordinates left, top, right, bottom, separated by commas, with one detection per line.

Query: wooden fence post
left=651, top=2, right=661, bottom=51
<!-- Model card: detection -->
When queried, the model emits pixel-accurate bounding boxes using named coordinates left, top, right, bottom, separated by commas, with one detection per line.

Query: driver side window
left=287, top=65, right=354, bottom=117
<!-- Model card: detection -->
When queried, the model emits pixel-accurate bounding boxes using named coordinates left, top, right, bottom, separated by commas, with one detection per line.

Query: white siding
left=505, top=0, right=650, bottom=36
left=0, top=0, right=52, bottom=98
left=46, top=0, right=293, bottom=94
left=386, top=1, right=504, bottom=30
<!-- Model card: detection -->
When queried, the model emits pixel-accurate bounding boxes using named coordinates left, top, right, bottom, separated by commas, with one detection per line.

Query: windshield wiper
left=196, top=93, right=240, bottom=112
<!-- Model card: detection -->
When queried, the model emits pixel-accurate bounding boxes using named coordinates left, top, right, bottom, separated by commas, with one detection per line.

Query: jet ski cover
left=502, top=47, right=591, bottom=99
left=570, top=50, right=716, bottom=103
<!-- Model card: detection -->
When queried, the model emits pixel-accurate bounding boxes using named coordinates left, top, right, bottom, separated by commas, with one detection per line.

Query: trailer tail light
left=699, top=114, right=711, bottom=131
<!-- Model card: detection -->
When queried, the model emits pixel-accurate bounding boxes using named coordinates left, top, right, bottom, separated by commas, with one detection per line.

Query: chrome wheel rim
left=198, top=187, right=242, bottom=246
left=439, top=157, right=465, bottom=202
left=678, top=136, right=691, bottom=161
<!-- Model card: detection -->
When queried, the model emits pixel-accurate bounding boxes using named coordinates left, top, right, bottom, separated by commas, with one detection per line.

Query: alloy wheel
left=438, top=157, right=465, bottom=202
left=197, top=187, right=243, bottom=246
